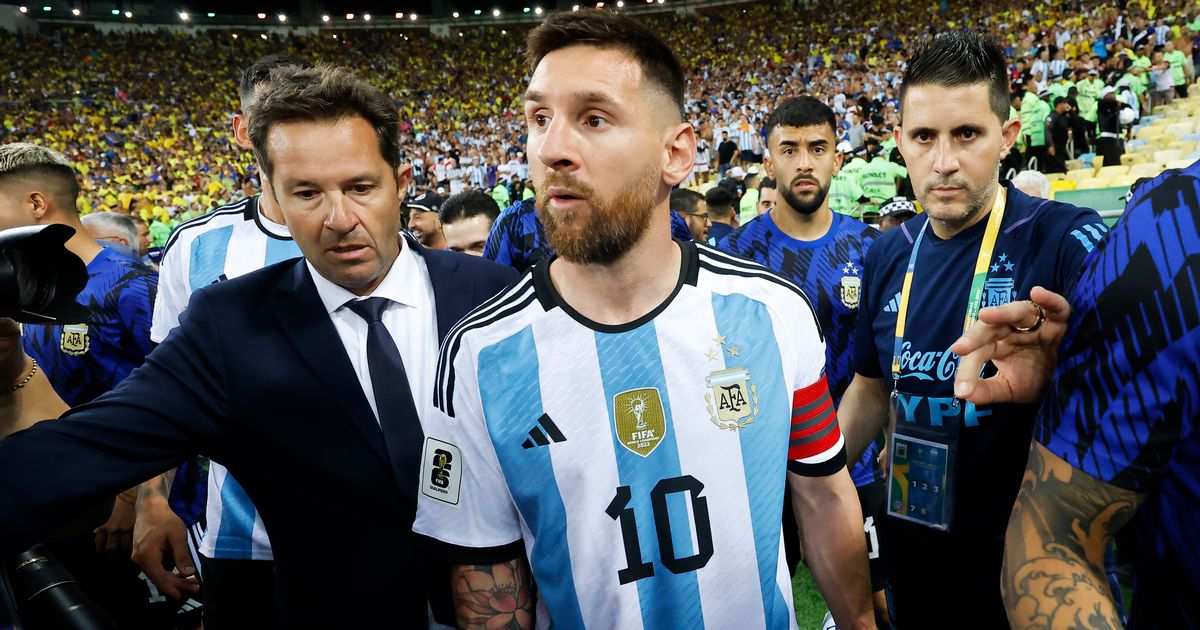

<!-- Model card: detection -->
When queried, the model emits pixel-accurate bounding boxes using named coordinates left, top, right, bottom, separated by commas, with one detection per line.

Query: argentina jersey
left=414, top=241, right=845, bottom=629
left=719, top=211, right=880, bottom=486
left=153, top=194, right=302, bottom=561
left=1037, top=162, right=1200, bottom=628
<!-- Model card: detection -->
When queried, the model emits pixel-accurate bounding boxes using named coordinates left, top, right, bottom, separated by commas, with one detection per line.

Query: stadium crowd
left=0, top=1, right=1198, bottom=629
left=1, top=0, right=1198, bottom=236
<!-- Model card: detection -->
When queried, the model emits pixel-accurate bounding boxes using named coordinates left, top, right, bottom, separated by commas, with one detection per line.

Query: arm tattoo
left=137, top=470, right=176, bottom=502
left=451, top=558, right=535, bottom=630
left=1002, top=442, right=1142, bottom=630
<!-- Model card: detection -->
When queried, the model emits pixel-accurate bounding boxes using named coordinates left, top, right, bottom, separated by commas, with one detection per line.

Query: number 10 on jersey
left=605, top=475, right=715, bottom=584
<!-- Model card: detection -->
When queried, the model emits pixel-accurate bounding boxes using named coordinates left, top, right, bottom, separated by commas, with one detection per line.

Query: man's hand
left=951, top=286, right=1070, bottom=405
left=94, top=489, right=137, bottom=554
left=132, top=474, right=199, bottom=600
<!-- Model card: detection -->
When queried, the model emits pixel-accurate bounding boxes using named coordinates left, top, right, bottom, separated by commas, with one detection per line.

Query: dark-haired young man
left=671, top=187, right=709, bottom=242
left=836, top=31, right=1108, bottom=627
left=704, top=184, right=738, bottom=245
left=440, top=190, right=501, bottom=256
left=717, top=96, right=888, bottom=628
left=757, top=177, right=777, bottom=216
left=414, top=11, right=873, bottom=630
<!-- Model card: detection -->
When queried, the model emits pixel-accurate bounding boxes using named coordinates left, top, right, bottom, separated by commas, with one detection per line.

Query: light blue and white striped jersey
left=152, top=194, right=302, bottom=561
left=414, top=241, right=846, bottom=629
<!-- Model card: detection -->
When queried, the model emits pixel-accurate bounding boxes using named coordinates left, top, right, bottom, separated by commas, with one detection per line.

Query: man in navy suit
left=0, top=65, right=515, bottom=628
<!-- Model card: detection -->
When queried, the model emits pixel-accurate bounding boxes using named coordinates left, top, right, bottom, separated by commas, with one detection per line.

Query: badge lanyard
left=889, top=186, right=1008, bottom=383
left=884, top=186, right=1007, bottom=532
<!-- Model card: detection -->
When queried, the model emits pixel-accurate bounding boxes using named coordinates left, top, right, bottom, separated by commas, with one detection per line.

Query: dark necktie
left=345, top=297, right=425, bottom=496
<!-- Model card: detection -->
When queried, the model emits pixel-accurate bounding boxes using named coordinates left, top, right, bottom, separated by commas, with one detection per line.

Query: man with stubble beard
left=413, top=10, right=873, bottom=630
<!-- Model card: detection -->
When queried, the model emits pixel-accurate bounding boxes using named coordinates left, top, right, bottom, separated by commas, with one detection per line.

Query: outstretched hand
left=951, top=287, right=1071, bottom=405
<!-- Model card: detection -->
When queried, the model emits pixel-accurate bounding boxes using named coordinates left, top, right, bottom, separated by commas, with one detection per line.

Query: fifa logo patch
left=705, top=367, right=758, bottom=431
left=420, top=437, right=462, bottom=507
left=60, top=324, right=90, bottom=356
left=839, top=261, right=861, bottom=309
left=613, top=388, right=666, bottom=457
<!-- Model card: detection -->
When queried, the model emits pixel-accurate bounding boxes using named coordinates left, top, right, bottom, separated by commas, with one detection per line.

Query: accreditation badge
left=886, top=390, right=958, bottom=532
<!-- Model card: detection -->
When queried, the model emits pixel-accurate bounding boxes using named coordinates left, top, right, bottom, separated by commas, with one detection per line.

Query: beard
left=778, top=174, right=830, bottom=215
left=918, top=173, right=995, bottom=233
left=536, top=165, right=659, bottom=265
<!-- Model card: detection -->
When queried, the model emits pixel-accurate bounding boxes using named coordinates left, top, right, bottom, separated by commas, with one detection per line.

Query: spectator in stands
left=739, top=172, right=761, bottom=223
left=717, top=130, right=738, bottom=178
left=1045, top=97, right=1073, bottom=174
left=439, top=190, right=501, bottom=256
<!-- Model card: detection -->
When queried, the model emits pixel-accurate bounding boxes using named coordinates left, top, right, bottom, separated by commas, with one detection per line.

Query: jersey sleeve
left=150, top=237, right=192, bottom=344
left=782, top=291, right=847, bottom=477
left=413, top=337, right=525, bottom=564
left=1055, top=207, right=1109, bottom=294
left=854, top=239, right=884, bottom=378
left=1036, top=171, right=1198, bottom=494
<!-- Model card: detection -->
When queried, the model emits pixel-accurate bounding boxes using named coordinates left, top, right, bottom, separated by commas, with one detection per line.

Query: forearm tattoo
left=451, top=559, right=535, bottom=630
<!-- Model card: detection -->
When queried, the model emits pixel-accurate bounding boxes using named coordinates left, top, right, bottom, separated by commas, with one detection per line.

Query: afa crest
left=613, top=388, right=666, bottom=457
left=705, top=367, right=759, bottom=431
left=838, top=262, right=861, bottom=309
left=60, top=324, right=90, bottom=356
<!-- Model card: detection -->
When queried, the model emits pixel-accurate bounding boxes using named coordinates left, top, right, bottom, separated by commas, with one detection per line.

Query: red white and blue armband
left=787, top=374, right=847, bottom=476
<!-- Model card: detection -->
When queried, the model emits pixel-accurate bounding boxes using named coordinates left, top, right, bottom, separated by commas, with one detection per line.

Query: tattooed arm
left=451, top=558, right=535, bottom=630
left=1002, top=442, right=1142, bottom=630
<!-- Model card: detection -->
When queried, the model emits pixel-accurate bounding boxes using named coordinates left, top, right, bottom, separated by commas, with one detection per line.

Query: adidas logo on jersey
left=522, top=413, right=567, bottom=449
left=883, top=291, right=902, bottom=313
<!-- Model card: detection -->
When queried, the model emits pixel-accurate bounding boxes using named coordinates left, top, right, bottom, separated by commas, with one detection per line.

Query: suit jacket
left=0, top=242, right=517, bottom=628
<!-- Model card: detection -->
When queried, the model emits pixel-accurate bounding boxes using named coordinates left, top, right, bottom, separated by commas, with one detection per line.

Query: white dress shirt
left=307, top=238, right=439, bottom=427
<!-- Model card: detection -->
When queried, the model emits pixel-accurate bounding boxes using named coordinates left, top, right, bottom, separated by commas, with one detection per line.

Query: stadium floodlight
left=458, top=31, right=463, bottom=37
left=110, top=8, right=119, bottom=15
left=501, top=29, right=507, bottom=34
left=42, top=5, right=49, bottom=11
left=473, top=9, right=481, bottom=15
left=534, top=6, right=543, bottom=14
left=596, top=2, right=603, bottom=7
left=259, top=33, right=267, bottom=39
left=452, top=11, right=459, bottom=17
left=410, top=12, right=417, bottom=20
left=492, top=8, right=500, bottom=17
left=395, top=12, right=402, bottom=18
left=123, top=10, right=132, bottom=17
left=363, top=13, right=371, bottom=21
left=256, top=12, right=266, bottom=19
left=232, top=33, right=238, bottom=38
left=617, top=0, right=624, bottom=6
left=277, top=14, right=286, bottom=22
left=18, top=6, right=28, bottom=14
left=572, top=4, right=579, bottom=10
left=179, top=11, right=189, bottom=20
left=345, top=13, right=354, bottom=19
left=71, top=8, right=80, bottom=16
left=322, top=14, right=330, bottom=22
left=207, top=12, right=215, bottom=17
left=523, top=7, right=529, bottom=13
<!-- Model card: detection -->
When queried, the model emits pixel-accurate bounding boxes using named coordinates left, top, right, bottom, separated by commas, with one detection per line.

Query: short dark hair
left=764, top=96, right=838, bottom=143
left=670, top=188, right=704, bottom=215
left=245, top=65, right=402, bottom=181
left=525, top=10, right=685, bottom=119
left=704, top=186, right=734, bottom=211
left=239, top=54, right=308, bottom=109
left=760, top=177, right=776, bottom=190
left=440, top=190, right=501, bottom=225
left=900, top=30, right=1011, bottom=124
left=0, top=143, right=81, bottom=213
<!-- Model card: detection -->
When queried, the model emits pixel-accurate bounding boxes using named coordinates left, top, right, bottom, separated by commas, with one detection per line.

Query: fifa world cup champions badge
left=614, top=388, right=666, bottom=457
